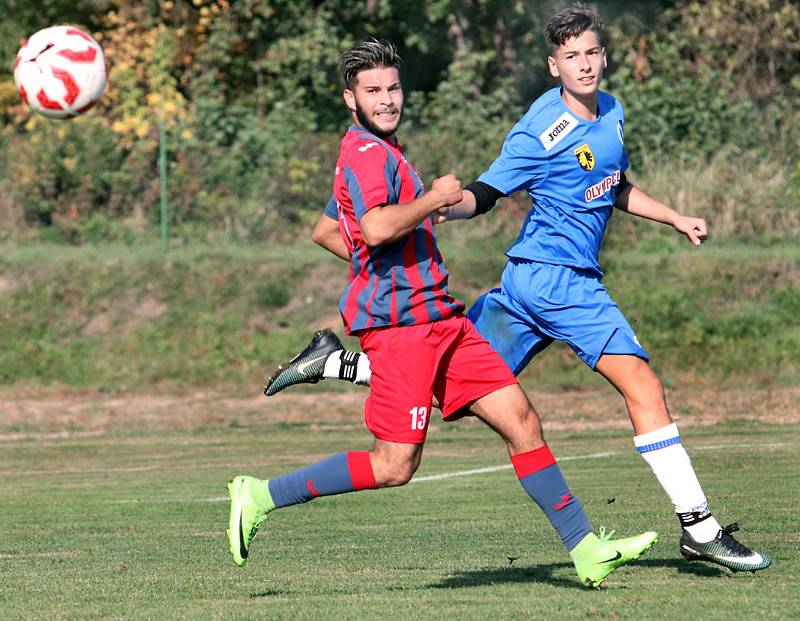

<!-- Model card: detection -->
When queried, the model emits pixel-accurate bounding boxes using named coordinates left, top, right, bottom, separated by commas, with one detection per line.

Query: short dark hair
left=545, top=3, right=603, bottom=50
left=337, top=39, right=401, bottom=90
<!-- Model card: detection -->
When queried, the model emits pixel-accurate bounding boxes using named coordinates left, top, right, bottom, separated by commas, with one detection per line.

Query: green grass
left=1, top=415, right=797, bottom=619
left=0, top=236, right=797, bottom=392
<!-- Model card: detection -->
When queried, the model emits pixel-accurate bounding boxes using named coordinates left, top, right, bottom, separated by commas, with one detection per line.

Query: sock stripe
left=339, top=352, right=359, bottom=382
left=678, top=508, right=712, bottom=526
left=510, top=445, right=556, bottom=479
left=347, top=450, right=377, bottom=491
left=636, top=435, right=681, bottom=454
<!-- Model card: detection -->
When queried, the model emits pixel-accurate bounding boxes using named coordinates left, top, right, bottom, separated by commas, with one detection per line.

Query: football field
left=1, top=392, right=797, bottom=620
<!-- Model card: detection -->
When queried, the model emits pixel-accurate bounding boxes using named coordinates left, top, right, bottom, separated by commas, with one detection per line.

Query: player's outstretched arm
left=359, top=174, right=463, bottom=246
left=312, top=212, right=351, bottom=261
left=434, top=181, right=506, bottom=224
left=615, top=184, right=708, bottom=246
left=434, top=189, right=477, bottom=223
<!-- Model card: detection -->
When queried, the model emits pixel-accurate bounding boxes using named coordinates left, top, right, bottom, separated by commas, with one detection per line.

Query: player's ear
left=547, top=55, right=559, bottom=79
left=602, top=48, right=608, bottom=70
left=343, top=89, right=356, bottom=113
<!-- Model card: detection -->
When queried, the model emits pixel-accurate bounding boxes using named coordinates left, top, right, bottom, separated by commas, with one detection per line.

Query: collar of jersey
left=553, top=87, right=605, bottom=125
left=348, top=124, right=401, bottom=149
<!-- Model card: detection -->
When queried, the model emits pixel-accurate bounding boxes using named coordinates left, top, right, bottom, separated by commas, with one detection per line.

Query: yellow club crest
left=574, top=143, right=595, bottom=172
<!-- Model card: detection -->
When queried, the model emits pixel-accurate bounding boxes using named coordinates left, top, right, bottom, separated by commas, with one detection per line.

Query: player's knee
left=637, top=360, right=663, bottom=389
left=510, top=392, right=543, bottom=431
left=371, top=454, right=419, bottom=488
left=377, top=462, right=416, bottom=487
left=519, top=409, right=545, bottom=445
left=506, top=393, right=545, bottom=449
left=627, top=362, right=666, bottom=409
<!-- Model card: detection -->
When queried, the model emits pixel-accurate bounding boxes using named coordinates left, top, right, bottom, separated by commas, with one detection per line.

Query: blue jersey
left=479, top=87, right=628, bottom=277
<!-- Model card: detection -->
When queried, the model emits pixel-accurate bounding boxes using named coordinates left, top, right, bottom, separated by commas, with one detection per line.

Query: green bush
left=1, top=0, right=797, bottom=246
left=607, top=0, right=800, bottom=167
left=257, top=278, right=292, bottom=309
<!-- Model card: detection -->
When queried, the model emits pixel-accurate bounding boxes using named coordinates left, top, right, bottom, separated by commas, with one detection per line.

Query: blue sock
left=268, top=451, right=376, bottom=508
left=511, top=445, right=592, bottom=551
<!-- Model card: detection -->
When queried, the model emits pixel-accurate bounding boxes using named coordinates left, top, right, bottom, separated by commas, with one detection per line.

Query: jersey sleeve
left=478, top=121, right=549, bottom=195
left=611, top=94, right=630, bottom=176
left=322, top=193, right=338, bottom=219
left=340, top=143, right=395, bottom=222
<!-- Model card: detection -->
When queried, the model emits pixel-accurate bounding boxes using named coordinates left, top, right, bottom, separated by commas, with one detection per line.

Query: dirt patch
left=0, top=274, right=18, bottom=294
left=0, top=385, right=797, bottom=439
left=82, top=312, right=112, bottom=336
left=531, top=385, right=800, bottom=431
left=133, top=297, right=167, bottom=320
left=81, top=294, right=168, bottom=336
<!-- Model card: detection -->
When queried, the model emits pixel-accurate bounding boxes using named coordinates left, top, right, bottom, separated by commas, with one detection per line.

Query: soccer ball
left=13, top=25, right=107, bottom=119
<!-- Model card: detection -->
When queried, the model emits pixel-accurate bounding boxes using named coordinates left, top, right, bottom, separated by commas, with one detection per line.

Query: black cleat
left=264, top=329, right=343, bottom=396
left=680, top=523, right=772, bottom=572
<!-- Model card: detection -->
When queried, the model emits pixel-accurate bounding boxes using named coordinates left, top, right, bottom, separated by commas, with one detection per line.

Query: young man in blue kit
left=266, top=5, right=772, bottom=573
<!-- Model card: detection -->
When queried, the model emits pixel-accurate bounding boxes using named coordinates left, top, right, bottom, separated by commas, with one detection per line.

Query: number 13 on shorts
left=409, top=406, right=428, bottom=430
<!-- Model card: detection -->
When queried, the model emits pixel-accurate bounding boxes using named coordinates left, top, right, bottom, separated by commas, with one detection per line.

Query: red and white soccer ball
left=13, top=26, right=107, bottom=119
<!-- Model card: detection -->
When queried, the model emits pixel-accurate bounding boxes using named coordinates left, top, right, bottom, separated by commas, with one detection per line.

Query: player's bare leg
left=596, top=353, right=771, bottom=572
left=470, top=384, right=657, bottom=587
left=594, top=354, right=671, bottom=434
left=369, top=440, right=424, bottom=487
left=468, top=384, right=544, bottom=453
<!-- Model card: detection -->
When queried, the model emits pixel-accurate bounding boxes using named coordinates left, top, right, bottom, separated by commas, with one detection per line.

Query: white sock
left=323, top=350, right=372, bottom=386
left=322, top=351, right=344, bottom=379
left=684, top=513, right=723, bottom=543
left=354, top=353, right=371, bottom=385
left=634, top=423, right=722, bottom=543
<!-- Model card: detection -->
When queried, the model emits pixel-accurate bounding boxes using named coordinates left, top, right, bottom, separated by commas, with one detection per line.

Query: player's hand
left=433, top=206, right=451, bottom=224
left=674, top=215, right=708, bottom=246
left=430, top=174, right=463, bottom=208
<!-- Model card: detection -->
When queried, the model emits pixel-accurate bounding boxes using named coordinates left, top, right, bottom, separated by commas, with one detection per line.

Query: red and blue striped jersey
left=332, top=126, right=463, bottom=334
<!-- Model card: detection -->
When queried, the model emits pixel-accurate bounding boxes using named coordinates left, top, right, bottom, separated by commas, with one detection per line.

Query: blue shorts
left=467, top=258, right=649, bottom=375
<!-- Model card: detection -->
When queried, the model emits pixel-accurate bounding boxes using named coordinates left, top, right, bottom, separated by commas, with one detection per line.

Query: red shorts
left=358, top=314, right=518, bottom=444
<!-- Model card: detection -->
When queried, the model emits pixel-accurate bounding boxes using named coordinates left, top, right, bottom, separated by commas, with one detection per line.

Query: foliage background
left=1, top=0, right=797, bottom=244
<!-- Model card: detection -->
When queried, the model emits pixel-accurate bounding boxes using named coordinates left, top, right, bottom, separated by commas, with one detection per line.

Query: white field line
left=411, top=450, right=619, bottom=483
left=110, top=441, right=785, bottom=504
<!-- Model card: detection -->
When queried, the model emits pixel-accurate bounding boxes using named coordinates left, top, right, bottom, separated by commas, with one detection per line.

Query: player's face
left=547, top=30, right=607, bottom=101
left=344, top=66, right=403, bottom=139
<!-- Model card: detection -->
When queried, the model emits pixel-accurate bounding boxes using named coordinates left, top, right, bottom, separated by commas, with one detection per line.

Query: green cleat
left=227, top=475, right=276, bottom=566
left=570, top=528, right=658, bottom=588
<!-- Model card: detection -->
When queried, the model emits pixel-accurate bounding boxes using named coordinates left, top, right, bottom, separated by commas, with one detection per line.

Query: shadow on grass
left=635, top=556, right=727, bottom=577
left=246, top=558, right=728, bottom=598
left=428, top=556, right=726, bottom=590
left=249, top=590, right=284, bottom=598
left=429, top=562, right=583, bottom=591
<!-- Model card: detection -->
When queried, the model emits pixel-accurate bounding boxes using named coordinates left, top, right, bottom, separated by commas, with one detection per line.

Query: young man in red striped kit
left=227, top=39, right=657, bottom=588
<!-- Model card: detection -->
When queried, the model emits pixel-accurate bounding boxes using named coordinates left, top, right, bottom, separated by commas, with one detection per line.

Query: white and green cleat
left=570, top=528, right=658, bottom=588
left=264, top=329, right=343, bottom=396
left=680, top=523, right=772, bottom=572
left=227, top=475, right=276, bottom=566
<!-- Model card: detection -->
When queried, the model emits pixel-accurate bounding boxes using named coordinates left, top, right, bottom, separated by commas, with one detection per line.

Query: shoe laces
left=597, top=526, right=616, bottom=542
left=249, top=513, right=268, bottom=542
left=722, top=522, right=740, bottom=536
left=718, top=522, right=752, bottom=555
